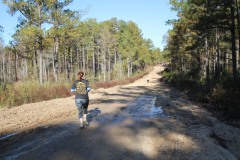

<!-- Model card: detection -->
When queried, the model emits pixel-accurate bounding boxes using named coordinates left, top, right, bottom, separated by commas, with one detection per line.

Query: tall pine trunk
left=236, top=0, right=240, bottom=70
left=14, top=49, right=18, bottom=81
left=215, top=29, right=220, bottom=78
left=231, top=0, right=237, bottom=81
left=82, top=46, right=86, bottom=73
left=205, top=37, right=210, bottom=85
left=67, top=47, right=71, bottom=80
left=53, top=36, right=59, bottom=82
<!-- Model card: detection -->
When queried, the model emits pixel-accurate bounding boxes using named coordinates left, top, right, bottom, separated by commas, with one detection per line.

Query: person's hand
left=87, top=87, right=91, bottom=92
left=71, top=89, right=76, bottom=92
left=70, top=89, right=76, bottom=95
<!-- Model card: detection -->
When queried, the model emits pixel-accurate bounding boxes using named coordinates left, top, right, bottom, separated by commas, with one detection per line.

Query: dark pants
left=75, top=99, right=89, bottom=118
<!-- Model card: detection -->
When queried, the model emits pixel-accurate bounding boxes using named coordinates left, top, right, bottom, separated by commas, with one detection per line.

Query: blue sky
left=0, top=0, right=177, bottom=50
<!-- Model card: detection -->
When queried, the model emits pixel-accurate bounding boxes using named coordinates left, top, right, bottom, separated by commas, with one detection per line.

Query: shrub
left=211, top=84, right=226, bottom=104
left=0, top=81, right=71, bottom=108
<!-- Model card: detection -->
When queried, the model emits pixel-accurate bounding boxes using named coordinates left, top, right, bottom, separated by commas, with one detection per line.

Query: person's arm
left=71, top=81, right=76, bottom=93
left=87, top=87, right=91, bottom=92
left=71, top=89, right=76, bottom=92
left=86, top=80, right=91, bottom=92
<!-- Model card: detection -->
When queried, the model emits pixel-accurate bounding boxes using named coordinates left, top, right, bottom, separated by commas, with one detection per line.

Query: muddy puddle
left=129, top=95, right=164, bottom=118
left=113, top=95, right=169, bottom=123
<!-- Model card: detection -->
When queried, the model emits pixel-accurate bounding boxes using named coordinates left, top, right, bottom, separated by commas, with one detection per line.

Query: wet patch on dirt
left=111, top=95, right=170, bottom=125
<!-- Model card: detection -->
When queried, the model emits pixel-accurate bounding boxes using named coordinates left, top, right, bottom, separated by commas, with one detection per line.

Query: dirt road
left=1, top=66, right=240, bottom=160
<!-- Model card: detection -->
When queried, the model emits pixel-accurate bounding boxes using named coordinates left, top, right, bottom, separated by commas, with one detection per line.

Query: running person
left=71, top=71, right=91, bottom=129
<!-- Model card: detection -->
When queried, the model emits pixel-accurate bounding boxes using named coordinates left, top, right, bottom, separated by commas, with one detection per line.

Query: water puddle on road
left=129, top=95, right=165, bottom=118
left=114, top=95, right=169, bottom=123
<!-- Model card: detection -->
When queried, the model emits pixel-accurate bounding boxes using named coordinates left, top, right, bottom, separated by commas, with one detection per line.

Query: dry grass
left=0, top=81, right=71, bottom=108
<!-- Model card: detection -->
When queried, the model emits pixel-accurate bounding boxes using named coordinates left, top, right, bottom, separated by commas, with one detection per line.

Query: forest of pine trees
left=164, top=0, right=240, bottom=118
left=0, top=0, right=160, bottom=86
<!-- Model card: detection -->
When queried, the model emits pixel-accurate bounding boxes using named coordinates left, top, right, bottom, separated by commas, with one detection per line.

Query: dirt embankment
left=0, top=65, right=240, bottom=160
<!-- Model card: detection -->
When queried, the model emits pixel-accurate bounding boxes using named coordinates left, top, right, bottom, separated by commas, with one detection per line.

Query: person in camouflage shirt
left=71, top=71, right=91, bottom=129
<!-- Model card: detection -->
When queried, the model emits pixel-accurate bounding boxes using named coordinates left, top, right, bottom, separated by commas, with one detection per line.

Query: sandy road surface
left=0, top=65, right=240, bottom=160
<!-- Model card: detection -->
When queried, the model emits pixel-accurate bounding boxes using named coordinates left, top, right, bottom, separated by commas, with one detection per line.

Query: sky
left=0, top=0, right=177, bottom=50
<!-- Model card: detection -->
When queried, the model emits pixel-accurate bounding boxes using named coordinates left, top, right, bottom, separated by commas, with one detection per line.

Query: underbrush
left=162, top=70, right=240, bottom=120
left=0, top=81, right=71, bottom=108
left=0, top=67, right=151, bottom=108
left=210, top=78, right=240, bottom=119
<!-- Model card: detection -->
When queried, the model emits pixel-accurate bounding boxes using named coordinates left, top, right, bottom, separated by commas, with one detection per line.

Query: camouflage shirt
left=71, top=79, right=90, bottom=99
